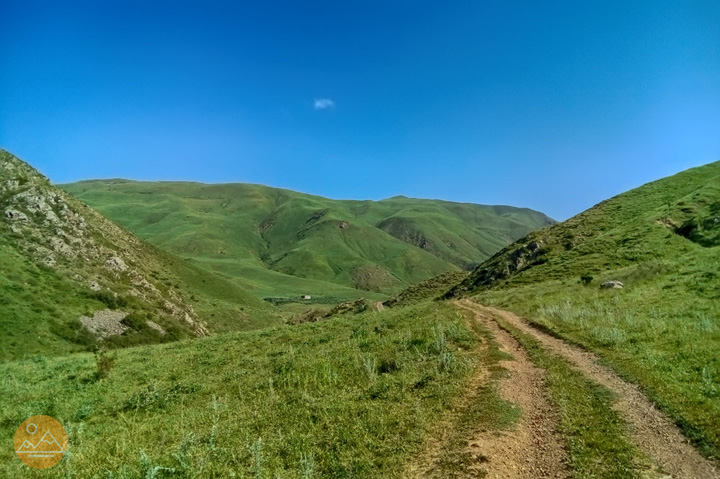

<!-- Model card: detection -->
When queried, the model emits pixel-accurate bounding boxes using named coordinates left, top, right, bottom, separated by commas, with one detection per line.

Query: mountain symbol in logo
left=16, top=431, right=65, bottom=455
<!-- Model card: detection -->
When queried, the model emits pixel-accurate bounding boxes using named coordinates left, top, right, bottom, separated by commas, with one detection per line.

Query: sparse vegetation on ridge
left=0, top=149, right=279, bottom=361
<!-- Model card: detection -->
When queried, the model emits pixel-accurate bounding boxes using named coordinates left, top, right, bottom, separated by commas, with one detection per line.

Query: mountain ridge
left=445, top=159, right=720, bottom=458
left=61, top=179, right=554, bottom=297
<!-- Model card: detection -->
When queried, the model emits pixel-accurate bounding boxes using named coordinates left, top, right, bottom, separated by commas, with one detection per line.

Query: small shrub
left=49, top=318, right=97, bottom=349
left=122, top=382, right=196, bottom=412
left=87, top=290, right=127, bottom=309
left=95, top=349, right=115, bottom=380
left=121, top=312, right=151, bottom=332
left=377, top=350, right=399, bottom=374
left=580, top=275, right=593, bottom=285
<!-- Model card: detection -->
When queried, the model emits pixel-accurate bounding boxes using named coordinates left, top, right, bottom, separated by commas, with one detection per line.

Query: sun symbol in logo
left=26, top=423, right=37, bottom=435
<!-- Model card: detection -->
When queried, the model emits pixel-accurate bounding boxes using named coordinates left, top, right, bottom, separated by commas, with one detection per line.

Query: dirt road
left=454, top=301, right=570, bottom=478
left=458, top=299, right=719, bottom=479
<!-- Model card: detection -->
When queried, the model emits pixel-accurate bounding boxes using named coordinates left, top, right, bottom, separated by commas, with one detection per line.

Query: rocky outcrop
left=445, top=240, right=546, bottom=298
left=600, top=280, right=624, bottom=289
left=0, top=149, right=207, bottom=339
left=80, top=310, right=129, bottom=339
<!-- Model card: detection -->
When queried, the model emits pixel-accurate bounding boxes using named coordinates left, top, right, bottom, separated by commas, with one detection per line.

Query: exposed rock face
left=0, top=149, right=207, bottom=338
left=601, top=280, right=624, bottom=289
left=105, top=256, right=129, bottom=272
left=5, top=209, right=28, bottom=221
left=448, top=240, right=545, bottom=297
left=80, top=310, right=129, bottom=339
left=327, top=298, right=369, bottom=316
left=444, top=240, right=547, bottom=298
left=146, top=320, right=166, bottom=335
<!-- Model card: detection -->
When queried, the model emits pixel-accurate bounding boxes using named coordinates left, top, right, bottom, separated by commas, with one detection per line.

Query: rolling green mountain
left=449, top=160, right=720, bottom=294
left=61, top=180, right=554, bottom=298
left=448, top=160, right=720, bottom=458
left=0, top=150, right=276, bottom=361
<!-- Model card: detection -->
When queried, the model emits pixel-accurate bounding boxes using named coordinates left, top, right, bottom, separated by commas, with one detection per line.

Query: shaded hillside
left=0, top=149, right=275, bottom=361
left=61, top=180, right=553, bottom=297
left=447, top=160, right=720, bottom=459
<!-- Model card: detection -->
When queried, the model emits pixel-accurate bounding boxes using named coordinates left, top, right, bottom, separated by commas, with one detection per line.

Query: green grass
left=0, top=301, right=496, bottom=478
left=60, top=180, right=553, bottom=298
left=459, top=160, right=720, bottom=460
left=0, top=235, right=99, bottom=360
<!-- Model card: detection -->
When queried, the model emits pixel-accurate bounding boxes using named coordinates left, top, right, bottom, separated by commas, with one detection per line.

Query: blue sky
left=1, top=1, right=719, bottom=220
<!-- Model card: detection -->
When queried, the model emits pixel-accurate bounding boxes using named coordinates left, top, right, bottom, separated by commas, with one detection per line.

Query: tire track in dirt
left=428, top=301, right=570, bottom=478
left=461, top=299, right=719, bottom=479
left=405, top=313, right=493, bottom=478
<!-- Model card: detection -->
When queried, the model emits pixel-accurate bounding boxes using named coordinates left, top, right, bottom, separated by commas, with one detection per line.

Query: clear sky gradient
left=2, top=1, right=719, bottom=220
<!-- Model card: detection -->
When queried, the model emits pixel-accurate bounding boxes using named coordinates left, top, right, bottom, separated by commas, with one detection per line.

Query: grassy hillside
left=61, top=180, right=553, bottom=299
left=0, top=301, right=500, bottom=478
left=0, top=150, right=277, bottom=361
left=449, top=161, right=720, bottom=458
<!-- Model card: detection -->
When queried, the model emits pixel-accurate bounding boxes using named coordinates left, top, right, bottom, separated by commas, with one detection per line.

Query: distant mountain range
left=1, top=148, right=551, bottom=361
left=61, top=180, right=554, bottom=298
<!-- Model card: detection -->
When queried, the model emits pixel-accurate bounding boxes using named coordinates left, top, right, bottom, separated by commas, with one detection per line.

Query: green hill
left=60, top=180, right=554, bottom=299
left=0, top=150, right=276, bottom=361
left=449, top=160, right=720, bottom=458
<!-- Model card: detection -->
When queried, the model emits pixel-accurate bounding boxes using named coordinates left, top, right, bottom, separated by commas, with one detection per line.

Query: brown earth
left=461, top=300, right=720, bottom=479
left=454, top=301, right=570, bottom=479
left=406, top=302, right=570, bottom=478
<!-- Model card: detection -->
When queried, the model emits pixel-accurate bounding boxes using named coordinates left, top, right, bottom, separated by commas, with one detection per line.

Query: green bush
left=86, top=290, right=128, bottom=309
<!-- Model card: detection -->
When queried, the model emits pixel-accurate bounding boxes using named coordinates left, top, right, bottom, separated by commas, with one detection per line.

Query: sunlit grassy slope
left=61, top=180, right=553, bottom=298
left=0, top=301, right=491, bottom=478
left=0, top=149, right=278, bottom=362
left=452, top=161, right=720, bottom=459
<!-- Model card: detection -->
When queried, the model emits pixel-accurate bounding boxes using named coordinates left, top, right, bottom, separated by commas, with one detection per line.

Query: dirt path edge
left=460, top=299, right=719, bottom=479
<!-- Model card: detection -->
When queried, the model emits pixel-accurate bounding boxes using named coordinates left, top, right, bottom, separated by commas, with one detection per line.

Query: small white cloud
left=314, top=98, right=335, bottom=110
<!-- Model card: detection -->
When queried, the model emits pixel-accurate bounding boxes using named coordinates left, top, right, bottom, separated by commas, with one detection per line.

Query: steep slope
left=61, top=180, right=554, bottom=297
left=447, top=160, right=720, bottom=459
left=0, top=149, right=274, bottom=361
left=449, top=160, right=720, bottom=293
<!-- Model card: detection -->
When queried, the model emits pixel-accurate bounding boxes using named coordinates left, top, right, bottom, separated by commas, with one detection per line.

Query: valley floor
left=2, top=299, right=718, bottom=478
